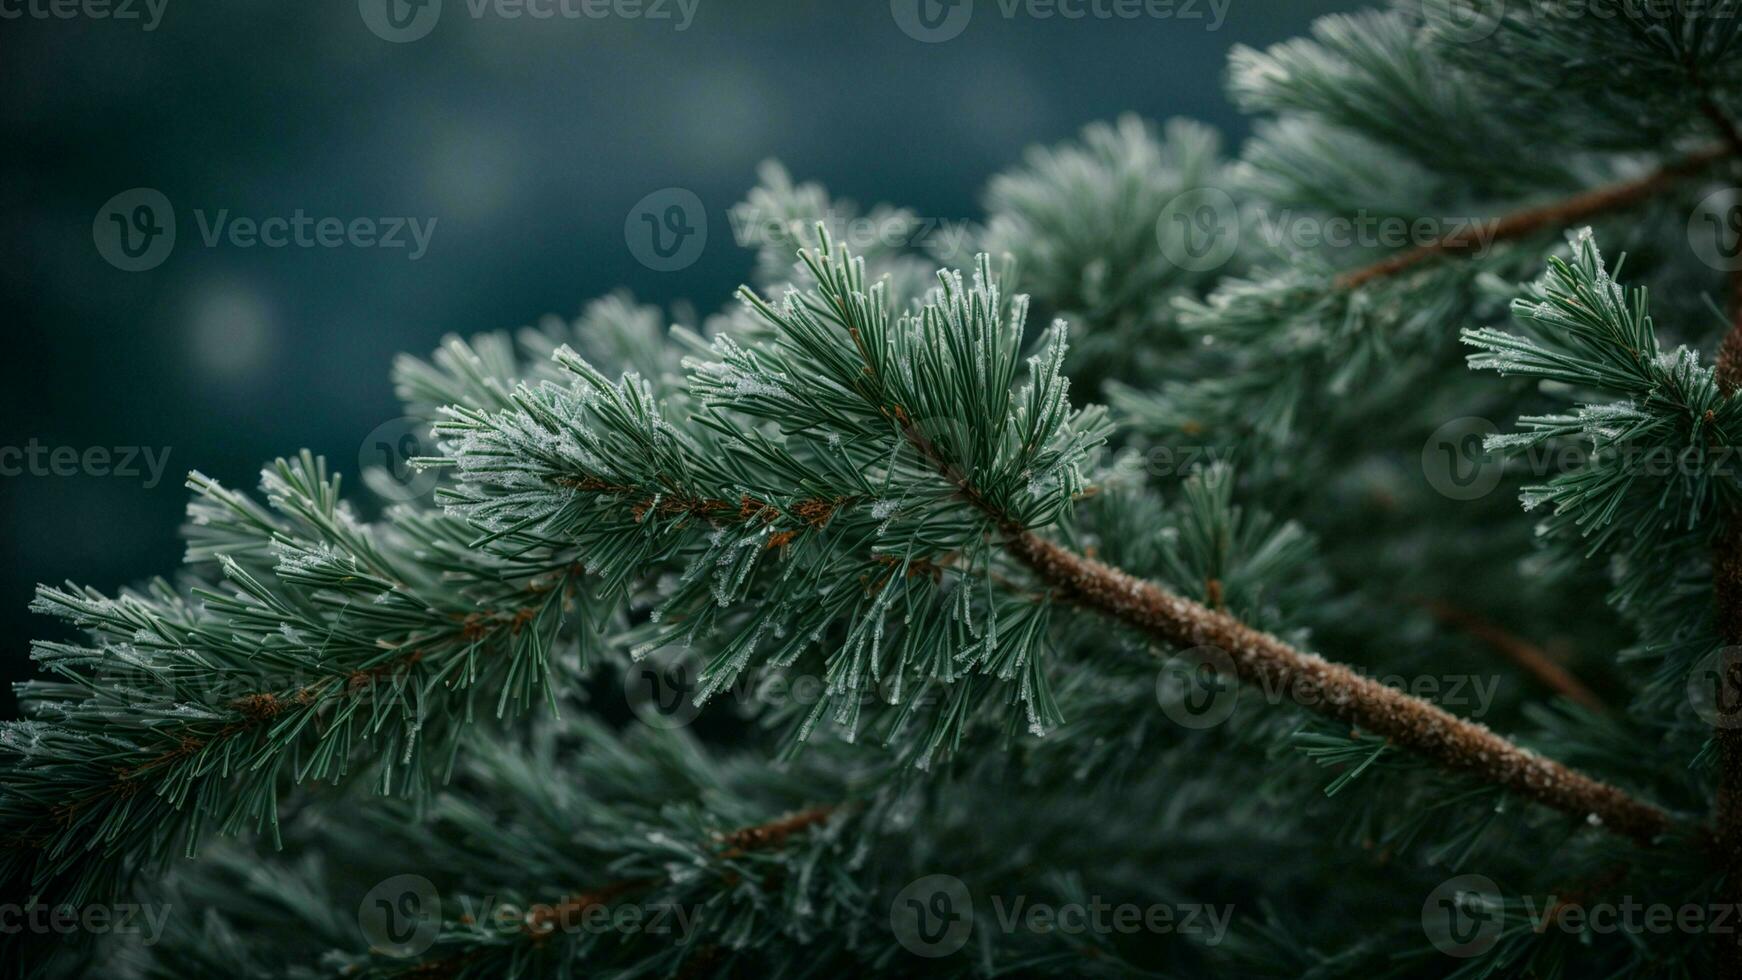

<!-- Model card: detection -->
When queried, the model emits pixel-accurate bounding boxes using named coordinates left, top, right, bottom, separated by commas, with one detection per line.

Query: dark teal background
left=0, top=0, right=1357, bottom=715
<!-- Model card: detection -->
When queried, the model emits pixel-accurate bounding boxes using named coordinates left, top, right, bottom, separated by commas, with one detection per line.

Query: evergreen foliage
left=9, top=2, right=1742, bottom=976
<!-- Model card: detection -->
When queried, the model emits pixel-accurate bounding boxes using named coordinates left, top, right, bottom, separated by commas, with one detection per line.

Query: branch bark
left=1334, top=146, right=1730, bottom=290
left=999, top=529, right=1673, bottom=845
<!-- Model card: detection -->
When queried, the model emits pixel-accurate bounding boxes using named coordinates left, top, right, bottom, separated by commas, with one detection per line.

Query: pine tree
left=8, top=1, right=1742, bottom=976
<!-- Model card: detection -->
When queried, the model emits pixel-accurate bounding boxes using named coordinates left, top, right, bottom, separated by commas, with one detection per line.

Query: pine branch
left=1335, top=145, right=1730, bottom=289
left=1, top=454, right=592, bottom=913
left=1462, top=218, right=1742, bottom=966
left=996, top=529, right=1672, bottom=845
left=22, top=8, right=1742, bottom=970
left=792, top=248, right=1677, bottom=845
left=438, top=233, right=1676, bottom=847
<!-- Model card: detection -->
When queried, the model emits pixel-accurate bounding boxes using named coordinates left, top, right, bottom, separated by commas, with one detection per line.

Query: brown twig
left=1334, top=146, right=1729, bottom=290
left=1000, top=530, right=1673, bottom=845
left=520, top=805, right=836, bottom=934
left=713, top=804, right=838, bottom=858
left=1417, top=598, right=1606, bottom=713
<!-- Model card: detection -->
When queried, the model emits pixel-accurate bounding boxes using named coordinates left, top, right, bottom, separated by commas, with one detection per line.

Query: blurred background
left=0, top=0, right=1357, bottom=715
